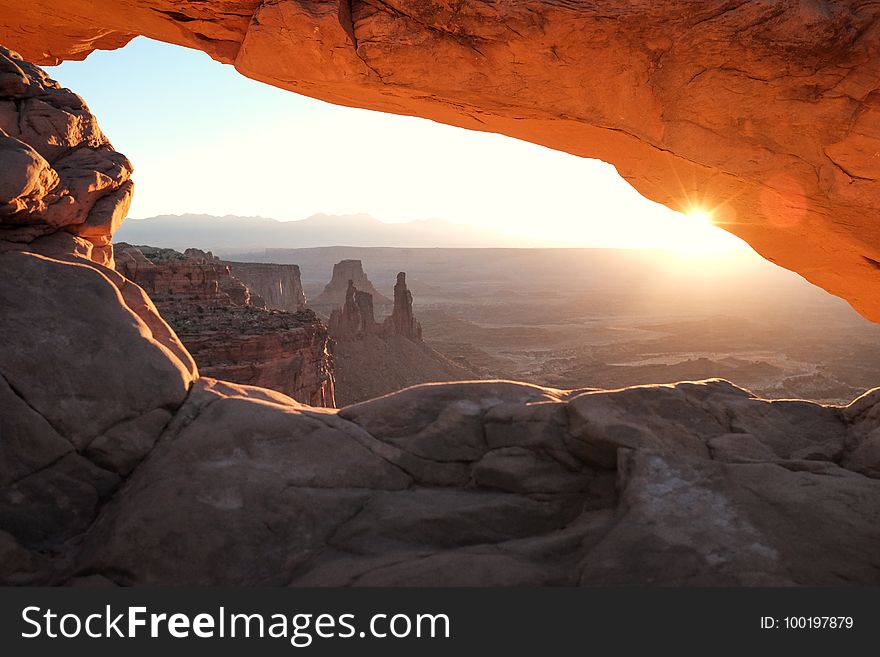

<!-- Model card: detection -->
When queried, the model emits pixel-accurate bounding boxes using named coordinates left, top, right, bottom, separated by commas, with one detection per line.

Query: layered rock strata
left=224, top=260, right=306, bottom=311
left=116, top=243, right=335, bottom=407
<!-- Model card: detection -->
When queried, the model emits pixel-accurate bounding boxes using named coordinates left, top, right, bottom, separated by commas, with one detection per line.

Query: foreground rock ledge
left=2, top=250, right=880, bottom=586
left=1, top=2, right=879, bottom=320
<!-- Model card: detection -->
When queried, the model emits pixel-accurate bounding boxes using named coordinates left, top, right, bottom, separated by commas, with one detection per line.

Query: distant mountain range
left=114, top=213, right=543, bottom=251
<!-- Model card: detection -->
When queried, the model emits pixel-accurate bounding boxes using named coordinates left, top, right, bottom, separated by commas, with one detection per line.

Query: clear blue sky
left=46, top=37, right=746, bottom=251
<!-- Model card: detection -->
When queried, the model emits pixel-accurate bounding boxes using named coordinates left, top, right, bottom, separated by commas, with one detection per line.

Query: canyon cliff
left=116, top=243, right=335, bottom=407
left=2, top=39, right=880, bottom=586
left=224, top=260, right=307, bottom=311
left=1, top=2, right=879, bottom=322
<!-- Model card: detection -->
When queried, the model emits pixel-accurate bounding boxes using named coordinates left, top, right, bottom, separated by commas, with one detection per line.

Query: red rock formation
left=116, top=243, right=335, bottom=407
left=224, top=260, right=307, bottom=311
left=328, top=279, right=376, bottom=340
left=385, top=271, right=422, bottom=340
left=116, top=244, right=254, bottom=305
left=313, top=258, right=391, bottom=307
left=0, top=46, right=132, bottom=267
left=1, top=3, right=880, bottom=320
left=329, top=272, right=421, bottom=341
left=327, top=272, right=472, bottom=404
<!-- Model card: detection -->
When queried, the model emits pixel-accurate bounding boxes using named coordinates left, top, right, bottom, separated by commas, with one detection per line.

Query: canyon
left=235, top=245, right=880, bottom=406
left=115, top=243, right=334, bottom=407
left=2, top=8, right=880, bottom=586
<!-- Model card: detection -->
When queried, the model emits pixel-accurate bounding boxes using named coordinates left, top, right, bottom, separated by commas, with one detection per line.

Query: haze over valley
left=119, top=214, right=880, bottom=406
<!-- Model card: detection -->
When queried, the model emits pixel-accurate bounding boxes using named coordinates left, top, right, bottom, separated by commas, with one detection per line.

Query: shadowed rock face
left=328, top=272, right=421, bottom=341
left=387, top=272, right=421, bottom=340
left=1, top=3, right=879, bottom=319
left=328, top=275, right=471, bottom=405
left=329, top=279, right=377, bottom=340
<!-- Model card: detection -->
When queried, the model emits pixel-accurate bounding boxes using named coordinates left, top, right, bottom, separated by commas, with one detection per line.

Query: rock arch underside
left=1, top=1, right=880, bottom=586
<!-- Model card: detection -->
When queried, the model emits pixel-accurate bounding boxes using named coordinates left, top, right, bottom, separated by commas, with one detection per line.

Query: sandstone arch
left=1, top=0, right=879, bottom=318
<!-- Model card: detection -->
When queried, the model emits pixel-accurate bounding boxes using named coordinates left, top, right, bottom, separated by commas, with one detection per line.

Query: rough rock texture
left=1, top=3, right=880, bottom=320
left=116, top=243, right=335, bottom=406
left=313, top=259, right=391, bottom=307
left=224, top=260, right=306, bottom=311
left=328, top=273, right=471, bottom=404
left=115, top=244, right=254, bottom=306
left=0, top=46, right=132, bottom=267
left=0, top=250, right=195, bottom=583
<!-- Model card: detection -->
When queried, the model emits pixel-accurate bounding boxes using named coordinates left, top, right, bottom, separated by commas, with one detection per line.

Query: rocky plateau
left=224, top=260, right=307, bottom=312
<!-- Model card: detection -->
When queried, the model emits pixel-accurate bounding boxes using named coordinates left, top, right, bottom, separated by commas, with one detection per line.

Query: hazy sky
left=47, top=37, right=747, bottom=252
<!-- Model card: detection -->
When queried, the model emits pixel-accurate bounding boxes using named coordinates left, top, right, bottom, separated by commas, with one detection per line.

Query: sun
left=686, top=208, right=714, bottom=225
left=658, top=205, right=749, bottom=255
